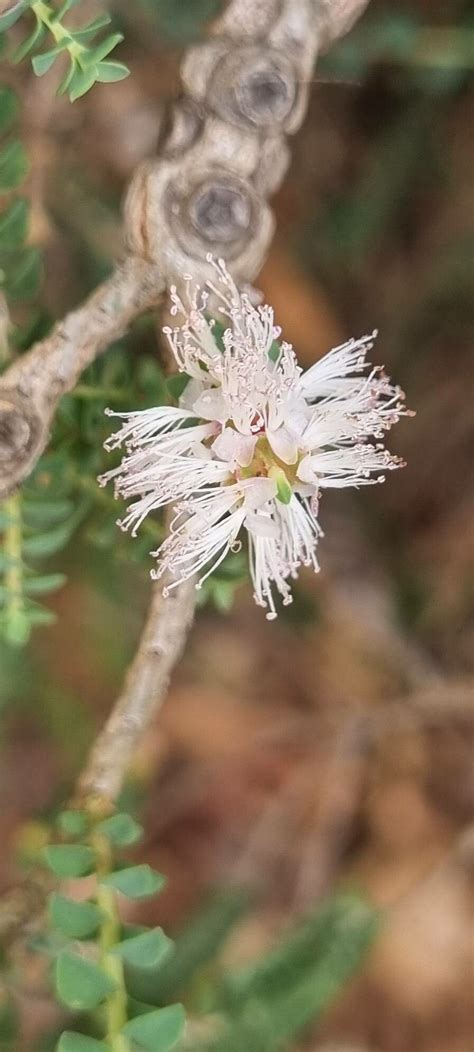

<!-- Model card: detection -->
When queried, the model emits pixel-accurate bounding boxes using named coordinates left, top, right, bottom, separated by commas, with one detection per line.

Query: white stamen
left=100, top=260, right=408, bottom=618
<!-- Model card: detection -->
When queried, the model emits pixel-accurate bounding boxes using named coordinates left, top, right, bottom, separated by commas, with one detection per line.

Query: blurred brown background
left=0, top=1, right=473, bottom=1050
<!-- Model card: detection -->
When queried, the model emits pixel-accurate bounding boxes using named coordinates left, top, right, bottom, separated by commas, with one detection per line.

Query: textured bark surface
left=76, top=573, right=196, bottom=804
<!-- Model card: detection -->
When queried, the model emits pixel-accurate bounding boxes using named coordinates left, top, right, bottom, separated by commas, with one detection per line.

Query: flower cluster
left=100, top=258, right=408, bottom=619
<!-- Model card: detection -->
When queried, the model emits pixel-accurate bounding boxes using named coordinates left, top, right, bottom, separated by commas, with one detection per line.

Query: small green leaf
left=57, top=62, right=76, bottom=97
left=121, top=923, right=148, bottom=939
left=0, top=510, right=13, bottom=529
left=24, top=601, right=57, bottom=627
left=166, top=373, right=190, bottom=401
left=56, top=0, right=82, bottom=15
left=27, top=930, right=65, bottom=961
left=22, top=499, right=74, bottom=528
left=95, top=60, right=129, bottom=84
left=0, top=0, right=30, bottom=33
left=57, top=1033, right=110, bottom=1052
left=2, top=607, right=30, bottom=646
left=0, top=198, right=28, bottom=248
left=5, top=246, right=41, bottom=300
left=68, top=65, right=97, bottom=102
left=114, top=927, right=173, bottom=969
left=0, top=995, right=19, bottom=1042
left=268, top=339, right=282, bottom=362
left=56, top=952, right=117, bottom=1011
left=12, top=20, right=46, bottom=62
left=213, top=581, right=235, bottom=612
left=0, top=85, right=18, bottom=134
left=95, top=812, right=143, bottom=848
left=22, top=521, right=73, bottom=557
left=24, top=573, right=67, bottom=596
left=0, top=141, right=28, bottom=191
left=72, top=14, right=111, bottom=44
left=49, top=894, right=102, bottom=939
left=85, top=32, right=123, bottom=64
left=217, top=551, right=247, bottom=580
left=269, top=466, right=292, bottom=505
left=209, top=318, right=226, bottom=352
left=122, top=1004, right=185, bottom=1052
left=32, top=48, right=61, bottom=76
left=57, top=809, right=88, bottom=837
left=153, top=0, right=222, bottom=42
left=100, top=865, right=165, bottom=900
left=43, top=844, right=95, bottom=878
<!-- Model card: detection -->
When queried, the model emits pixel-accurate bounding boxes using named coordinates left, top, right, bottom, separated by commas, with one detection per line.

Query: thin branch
left=75, top=573, right=196, bottom=806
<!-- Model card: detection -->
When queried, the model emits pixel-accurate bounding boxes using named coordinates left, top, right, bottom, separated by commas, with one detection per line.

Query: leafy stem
left=3, top=0, right=130, bottom=101
left=1, top=493, right=28, bottom=645
left=31, top=0, right=84, bottom=60
left=92, top=833, right=130, bottom=1052
left=45, top=809, right=184, bottom=1051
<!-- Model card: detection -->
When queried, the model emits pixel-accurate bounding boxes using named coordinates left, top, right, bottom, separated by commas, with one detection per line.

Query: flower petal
left=243, top=478, right=277, bottom=510
left=244, top=511, right=280, bottom=539
left=193, top=388, right=228, bottom=422
left=180, top=377, right=207, bottom=412
left=296, top=455, right=319, bottom=485
left=211, top=427, right=256, bottom=467
left=267, top=426, right=298, bottom=465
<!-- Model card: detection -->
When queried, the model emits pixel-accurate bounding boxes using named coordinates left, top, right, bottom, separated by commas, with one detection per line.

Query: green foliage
left=196, top=894, right=378, bottom=1052
left=0, top=2, right=31, bottom=34
left=100, top=863, right=166, bottom=899
left=320, top=10, right=474, bottom=90
left=95, top=812, right=144, bottom=848
left=219, top=893, right=376, bottom=1010
left=0, top=993, right=19, bottom=1052
left=0, top=139, right=28, bottom=190
left=57, top=810, right=89, bottom=837
left=196, top=549, right=247, bottom=613
left=0, top=81, right=41, bottom=305
left=0, top=84, right=19, bottom=132
left=56, top=952, right=118, bottom=1011
left=0, top=346, right=169, bottom=649
left=140, top=0, right=223, bottom=43
left=113, top=927, right=173, bottom=970
left=128, top=888, right=249, bottom=1007
left=43, top=843, right=96, bottom=877
left=43, top=806, right=185, bottom=1052
left=123, top=1005, right=186, bottom=1051
left=0, top=66, right=65, bottom=647
left=126, top=887, right=377, bottom=1052
left=0, top=0, right=129, bottom=102
left=0, top=483, right=81, bottom=646
left=58, top=1035, right=109, bottom=1052
left=0, top=291, right=248, bottom=651
left=49, top=894, right=103, bottom=939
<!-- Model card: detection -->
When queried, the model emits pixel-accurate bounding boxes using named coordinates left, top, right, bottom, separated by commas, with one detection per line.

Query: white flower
left=100, top=257, right=410, bottom=619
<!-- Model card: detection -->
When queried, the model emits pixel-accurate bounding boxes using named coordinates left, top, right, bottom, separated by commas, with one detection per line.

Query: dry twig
left=75, top=570, right=196, bottom=805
